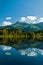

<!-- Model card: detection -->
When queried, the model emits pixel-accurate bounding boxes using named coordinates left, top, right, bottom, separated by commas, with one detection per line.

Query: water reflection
left=0, top=45, right=43, bottom=56
left=0, top=36, right=43, bottom=44
left=0, top=37, right=43, bottom=50
left=1, top=46, right=42, bottom=57
left=0, top=45, right=43, bottom=65
left=19, top=48, right=43, bottom=56
left=0, top=45, right=12, bottom=56
left=0, top=31, right=43, bottom=65
left=1, top=45, right=12, bottom=50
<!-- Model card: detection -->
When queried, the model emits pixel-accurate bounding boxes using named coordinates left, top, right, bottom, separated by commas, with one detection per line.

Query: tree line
left=0, top=28, right=43, bottom=39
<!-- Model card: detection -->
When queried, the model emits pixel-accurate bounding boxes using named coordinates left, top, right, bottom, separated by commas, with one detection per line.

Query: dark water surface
left=0, top=39, right=43, bottom=65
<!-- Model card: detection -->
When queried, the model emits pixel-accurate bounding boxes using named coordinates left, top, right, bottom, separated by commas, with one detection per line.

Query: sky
left=0, top=0, right=43, bottom=25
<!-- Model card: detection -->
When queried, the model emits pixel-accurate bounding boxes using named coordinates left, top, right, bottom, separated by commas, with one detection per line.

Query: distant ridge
left=0, top=21, right=43, bottom=32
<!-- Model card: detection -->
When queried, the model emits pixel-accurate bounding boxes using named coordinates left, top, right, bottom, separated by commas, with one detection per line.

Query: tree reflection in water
left=0, top=36, right=43, bottom=50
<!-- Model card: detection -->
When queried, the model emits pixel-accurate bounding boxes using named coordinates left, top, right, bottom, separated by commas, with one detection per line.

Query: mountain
left=13, top=21, right=41, bottom=31
left=0, top=21, right=43, bottom=32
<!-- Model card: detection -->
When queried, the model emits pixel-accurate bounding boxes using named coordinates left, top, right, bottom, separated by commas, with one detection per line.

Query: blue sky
left=0, top=0, right=43, bottom=24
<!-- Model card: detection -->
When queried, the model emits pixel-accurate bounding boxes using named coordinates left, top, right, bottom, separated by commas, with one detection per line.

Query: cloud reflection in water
left=0, top=45, right=43, bottom=57
left=19, top=48, right=43, bottom=56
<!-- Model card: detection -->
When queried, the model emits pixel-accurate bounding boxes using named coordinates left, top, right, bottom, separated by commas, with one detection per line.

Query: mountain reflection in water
left=0, top=37, right=43, bottom=50
left=0, top=37, right=43, bottom=65
left=0, top=45, right=43, bottom=65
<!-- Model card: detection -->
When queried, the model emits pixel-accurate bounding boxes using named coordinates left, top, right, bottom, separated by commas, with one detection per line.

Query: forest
left=0, top=28, right=43, bottom=38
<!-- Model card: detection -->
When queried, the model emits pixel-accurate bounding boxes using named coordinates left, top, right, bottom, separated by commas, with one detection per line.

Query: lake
left=0, top=38, right=43, bottom=65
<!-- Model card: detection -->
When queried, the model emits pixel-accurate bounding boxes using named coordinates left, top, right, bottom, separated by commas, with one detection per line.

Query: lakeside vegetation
left=0, top=29, right=43, bottom=38
left=0, top=28, right=43, bottom=49
left=0, top=29, right=43, bottom=43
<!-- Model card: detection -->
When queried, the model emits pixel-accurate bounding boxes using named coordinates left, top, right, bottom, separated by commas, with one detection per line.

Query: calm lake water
left=0, top=39, right=43, bottom=65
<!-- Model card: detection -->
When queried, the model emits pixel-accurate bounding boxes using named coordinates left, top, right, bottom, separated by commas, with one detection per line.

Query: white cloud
left=38, top=18, right=43, bottom=23
left=26, top=16, right=37, bottom=24
left=19, top=17, right=26, bottom=22
left=6, top=17, right=12, bottom=20
left=26, top=16, right=37, bottom=21
left=1, top=45, right=12, bottom=51
left=1, top=21, right=12, bottom=26
left=19, top=16, right=43, bottom=24
left=0, top=16, right=43, bottom=26
left=19, top=16, right=37, bottom=24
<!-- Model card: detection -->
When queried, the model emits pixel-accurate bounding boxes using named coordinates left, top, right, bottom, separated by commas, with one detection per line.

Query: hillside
left=0, top=21, right=43, bottom=32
